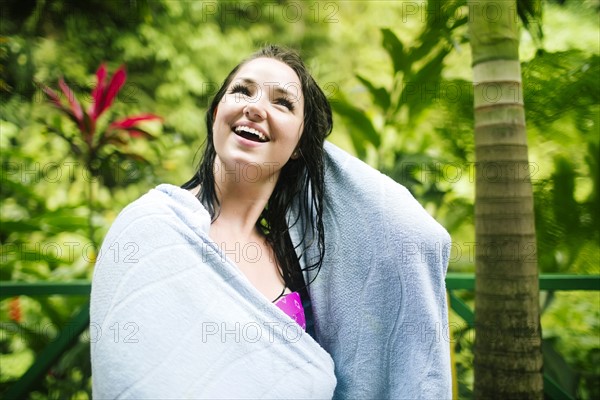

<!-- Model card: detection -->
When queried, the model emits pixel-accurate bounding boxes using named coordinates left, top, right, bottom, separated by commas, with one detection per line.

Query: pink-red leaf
left=58, top=78, right=85, bottom=133
left=109, top=114, right=162, bottom=130
left=40, top=84, right=63, bottom=109
left=94, top=66, right=126, bottom=120
left=90, top=64, right=107, bottom=118
left=41, top=83, right=85, bottom=130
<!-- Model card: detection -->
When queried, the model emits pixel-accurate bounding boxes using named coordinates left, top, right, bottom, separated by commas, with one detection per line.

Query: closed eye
left=276, top=97, right=295, bottom=111
left=229, top=83, right=251, bottom=96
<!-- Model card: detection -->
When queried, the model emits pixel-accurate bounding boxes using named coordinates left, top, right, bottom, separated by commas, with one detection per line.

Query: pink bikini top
left=273, top=291, right=306, bottom=330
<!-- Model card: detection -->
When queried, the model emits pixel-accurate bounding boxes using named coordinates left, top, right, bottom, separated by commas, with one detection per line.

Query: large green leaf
left=552, top=156, right=579, bottom=234
left=381, top=28, right=409, bottom=75
left=0, top=220, right=42, bottom=234
left=355, top=74, right=391, bottom=111
left=542, top=338, right=580, bottom=398
left=398, top=47, right=450, bottom=117
left=331, top=98, right=381, bottom=149
left=517, top=0, right=544, bottom=47
left=408, top=0, right=465, bottom=64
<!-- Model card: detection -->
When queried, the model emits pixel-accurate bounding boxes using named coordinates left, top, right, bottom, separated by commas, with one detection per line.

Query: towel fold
left=294, top=142, right=452, bottom=399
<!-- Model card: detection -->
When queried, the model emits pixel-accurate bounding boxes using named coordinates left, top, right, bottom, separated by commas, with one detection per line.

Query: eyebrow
left=235, top=77, right=300, bottom=99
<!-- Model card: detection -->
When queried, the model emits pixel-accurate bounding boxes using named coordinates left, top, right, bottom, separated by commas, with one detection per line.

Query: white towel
left=90, top=183, right=336, bottom=399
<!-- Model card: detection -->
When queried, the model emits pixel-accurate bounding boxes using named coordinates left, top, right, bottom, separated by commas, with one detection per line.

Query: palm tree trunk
left=468, top=0, right=543, bottom=398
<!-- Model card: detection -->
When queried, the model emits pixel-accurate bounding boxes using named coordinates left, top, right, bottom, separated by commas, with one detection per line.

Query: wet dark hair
left=182, top=45, right=332, bottom=295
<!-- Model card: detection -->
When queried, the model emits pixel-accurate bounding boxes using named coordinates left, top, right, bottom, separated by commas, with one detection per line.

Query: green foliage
left=523, top=50, right=600, bottom=274
left=542, top=291, right=600, bottom=399
left=517, top=0, right=544, bottom=47
left=0, top=0, right=598, bottom=398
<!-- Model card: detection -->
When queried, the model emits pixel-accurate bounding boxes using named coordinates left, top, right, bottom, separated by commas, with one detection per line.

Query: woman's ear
left=212, top=106, right=218, bottom=120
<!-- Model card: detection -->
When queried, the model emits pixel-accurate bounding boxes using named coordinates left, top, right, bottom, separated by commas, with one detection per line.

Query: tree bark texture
left=469, top=0, right=544, bottom=398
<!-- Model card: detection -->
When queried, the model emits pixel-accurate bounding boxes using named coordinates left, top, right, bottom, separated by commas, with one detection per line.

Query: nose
left=244, top=101, right=267, bottom=121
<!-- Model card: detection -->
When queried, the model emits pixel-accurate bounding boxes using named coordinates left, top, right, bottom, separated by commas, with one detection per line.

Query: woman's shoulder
left=118, top=183, right=200, bottom=213
left=101, top=184, right=211, bottom=246
left=120, top=183, right=208, bottom=222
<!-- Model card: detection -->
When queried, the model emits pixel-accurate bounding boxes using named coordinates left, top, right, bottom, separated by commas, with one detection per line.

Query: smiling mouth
left=234, top=126, right=269, bottom=143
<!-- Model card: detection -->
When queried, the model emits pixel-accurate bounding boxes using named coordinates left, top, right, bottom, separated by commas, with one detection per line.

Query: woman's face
left=212, top=57, right=305, bottom=184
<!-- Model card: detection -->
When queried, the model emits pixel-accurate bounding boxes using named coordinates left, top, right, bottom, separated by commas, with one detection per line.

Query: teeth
left=235, top=125, right=267, bottom=142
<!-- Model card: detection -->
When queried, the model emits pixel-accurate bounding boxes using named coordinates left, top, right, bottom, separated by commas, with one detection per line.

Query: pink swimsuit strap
left=273, top=291, right=306, bottom=330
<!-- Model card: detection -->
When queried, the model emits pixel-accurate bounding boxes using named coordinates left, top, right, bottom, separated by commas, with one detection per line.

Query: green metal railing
left=1, top=282, right=90, bottom=399
left=1, top=274, right=599, bottom=399
left=446, top=273, right=600, bottom=400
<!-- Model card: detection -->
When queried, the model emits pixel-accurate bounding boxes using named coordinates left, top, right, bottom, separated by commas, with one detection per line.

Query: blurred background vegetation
left=1, top=0, right=598, bottom=398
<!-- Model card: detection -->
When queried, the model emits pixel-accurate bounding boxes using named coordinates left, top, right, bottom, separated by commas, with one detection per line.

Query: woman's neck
left=211, top=160, right=279, bottom=239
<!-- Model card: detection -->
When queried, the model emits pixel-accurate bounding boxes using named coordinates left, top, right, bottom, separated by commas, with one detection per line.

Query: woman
left=91, top=45, right=452, bottom=399
left=180, top=45, right=332, bottom=332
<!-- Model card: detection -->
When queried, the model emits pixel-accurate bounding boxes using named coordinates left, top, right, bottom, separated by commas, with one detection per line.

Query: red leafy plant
left=40, top=64, right=162, bottom=244
left=40, top=64, right=161, bottom=177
